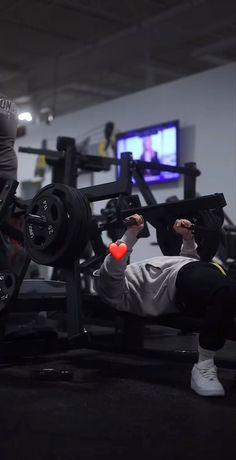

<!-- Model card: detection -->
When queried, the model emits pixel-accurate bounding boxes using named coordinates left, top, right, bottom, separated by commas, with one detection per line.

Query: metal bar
left=25, top=214, right=48, bottom=228
left=19, top=145, right=201, bottom=177
left=132, top=167, right=158, bottom=206
left=19, top=146, right=64, bottom=161
left=80, top=181, right=128, bottom=202
left=183, top=162, right=197, bottom=199
left=85, top=156, right=201, bottom=176
left=0, top=179, right=19, bottom=222
left=64, top=263, right=85, bottom=340
left=51, top=159, right=66, bottom=183
left=80, top=153, right=132, bottom=202
left=64, top=143, right=78, bottom=187
left=78, top=153, right=111, bottom=172
left=120, top=193, right=227, bottom=228
left=134, top=160, right=201, bottom=177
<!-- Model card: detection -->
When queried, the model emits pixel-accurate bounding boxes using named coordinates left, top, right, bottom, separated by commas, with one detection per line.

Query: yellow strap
left=211, top=262, right=227, bottom=276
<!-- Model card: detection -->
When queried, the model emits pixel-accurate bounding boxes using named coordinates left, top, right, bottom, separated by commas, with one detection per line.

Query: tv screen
left=115, top=120, right=179, bottom=185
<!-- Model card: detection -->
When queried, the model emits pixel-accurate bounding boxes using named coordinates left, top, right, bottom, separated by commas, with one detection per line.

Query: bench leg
left=115, top=315, right=145, bottom=351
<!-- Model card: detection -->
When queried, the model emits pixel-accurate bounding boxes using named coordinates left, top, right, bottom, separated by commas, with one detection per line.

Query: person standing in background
left=0, top=94, right=18, bottom=269
left=0, top=94, right=18, bottom=181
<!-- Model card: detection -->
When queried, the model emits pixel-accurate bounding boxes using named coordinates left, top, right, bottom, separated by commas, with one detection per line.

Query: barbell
left=120, top=193, right=227, bottom=261
left=23, top=183, right=226, bottom=267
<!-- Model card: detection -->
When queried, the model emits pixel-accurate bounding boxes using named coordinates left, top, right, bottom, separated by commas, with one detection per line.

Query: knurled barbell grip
left=25, top=213, right=48, bottom=228
left=180, top=222, right=217, bottom=233
left=123, top=217, right=139, bottom=227
left=180, top=222, right=194, bottom=231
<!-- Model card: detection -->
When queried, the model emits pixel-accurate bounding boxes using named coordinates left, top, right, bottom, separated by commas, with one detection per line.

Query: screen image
left=115, top=120, right=179, bottom=185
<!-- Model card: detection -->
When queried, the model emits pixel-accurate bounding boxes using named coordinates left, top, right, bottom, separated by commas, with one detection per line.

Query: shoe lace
left=199, top=366, right=217, bottom=381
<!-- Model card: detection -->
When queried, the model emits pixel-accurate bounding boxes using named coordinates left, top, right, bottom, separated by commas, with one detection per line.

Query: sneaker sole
left=191, top=378, right=225, bottom=397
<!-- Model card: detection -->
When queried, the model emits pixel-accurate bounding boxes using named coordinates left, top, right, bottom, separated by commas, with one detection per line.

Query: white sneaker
left=191, top=359, right=225, bottom=397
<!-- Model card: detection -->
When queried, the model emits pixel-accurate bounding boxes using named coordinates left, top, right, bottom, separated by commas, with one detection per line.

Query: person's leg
left=175, top=262, right=236, bottom=396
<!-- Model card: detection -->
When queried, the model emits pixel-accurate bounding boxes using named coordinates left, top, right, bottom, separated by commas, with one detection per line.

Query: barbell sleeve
left=25, top=214, right=48, bottom=228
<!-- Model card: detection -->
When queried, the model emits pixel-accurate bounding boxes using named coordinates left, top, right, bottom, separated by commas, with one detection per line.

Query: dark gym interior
left=0, top=1, right=236, bottom=459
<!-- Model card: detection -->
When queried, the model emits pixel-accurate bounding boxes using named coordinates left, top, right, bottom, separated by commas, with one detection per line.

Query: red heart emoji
left=109, top=242, right=128, bottom=260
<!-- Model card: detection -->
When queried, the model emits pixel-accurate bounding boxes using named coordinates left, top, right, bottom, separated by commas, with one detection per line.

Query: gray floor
left=0, top=326, right=236, bottom=460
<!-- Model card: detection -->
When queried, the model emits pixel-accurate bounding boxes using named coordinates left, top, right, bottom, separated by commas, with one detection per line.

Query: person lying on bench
left=93, top=214, right=236, bottom=397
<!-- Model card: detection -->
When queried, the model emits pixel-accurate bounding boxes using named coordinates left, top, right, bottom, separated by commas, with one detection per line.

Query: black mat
left=0, top=328, right=236, bottom=460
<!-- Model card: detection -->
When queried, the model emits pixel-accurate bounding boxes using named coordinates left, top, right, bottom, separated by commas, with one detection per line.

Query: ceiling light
left=18, top=111, right=33, bottom=122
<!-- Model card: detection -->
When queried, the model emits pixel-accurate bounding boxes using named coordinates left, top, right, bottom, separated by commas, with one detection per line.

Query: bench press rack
left=0, top=139, right=232, bottom=359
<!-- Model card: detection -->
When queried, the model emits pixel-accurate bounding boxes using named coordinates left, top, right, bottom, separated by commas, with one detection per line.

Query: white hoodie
left=93, top=230, right=200, bottom=317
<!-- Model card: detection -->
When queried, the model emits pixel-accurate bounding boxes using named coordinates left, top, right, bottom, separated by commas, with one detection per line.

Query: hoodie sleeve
left=93, top=230, right=138, bottom=307
left=179, top=238, right=200, bottom=260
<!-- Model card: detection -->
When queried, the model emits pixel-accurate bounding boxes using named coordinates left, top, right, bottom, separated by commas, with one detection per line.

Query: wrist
left=182, top=237, right=196, bottom=248
left=182, top=235, right=194, bottom=241
left=118, top=230, right=138, bottom=249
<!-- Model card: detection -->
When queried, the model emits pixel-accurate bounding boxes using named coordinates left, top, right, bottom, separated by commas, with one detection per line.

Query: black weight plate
left=24, top=184, right=92, bottom=267
left=104, top=195, right=150, bottom=241
left=156, top=208, right=223, bottom=261
left=156, top=221, right=182, bottom=256
left=195, top=231, right=220, bottom=261
left=0, top=271, right=16, bottom=312
left=194, top=209, right=223, bottom=261
left=61, top=186, right=91, bottom=266
left=53, top=185, right=91, bottom=267
left=25, top=193, right=66, bottom=252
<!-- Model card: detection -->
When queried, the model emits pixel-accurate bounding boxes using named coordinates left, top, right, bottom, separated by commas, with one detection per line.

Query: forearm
left=93, top=230, right=137, bottom=306
left=179, top=238, right=200, bottom=260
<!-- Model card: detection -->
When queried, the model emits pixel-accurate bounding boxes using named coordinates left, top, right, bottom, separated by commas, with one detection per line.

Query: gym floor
left=0, top=326, right=236, bottom=460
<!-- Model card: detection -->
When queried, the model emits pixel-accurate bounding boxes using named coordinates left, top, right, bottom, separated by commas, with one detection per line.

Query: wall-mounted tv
left=115, top=120, right=180, bottom=185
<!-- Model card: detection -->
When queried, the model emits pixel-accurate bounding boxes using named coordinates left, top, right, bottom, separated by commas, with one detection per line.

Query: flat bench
left=10, top=280, right=236, bottom=344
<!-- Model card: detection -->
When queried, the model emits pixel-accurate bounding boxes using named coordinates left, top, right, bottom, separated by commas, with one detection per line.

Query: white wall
left=15, top=62, right=236, bottom=261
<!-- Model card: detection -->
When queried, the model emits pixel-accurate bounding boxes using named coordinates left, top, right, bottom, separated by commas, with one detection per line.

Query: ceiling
left=0, top=0, right=235, bottom=121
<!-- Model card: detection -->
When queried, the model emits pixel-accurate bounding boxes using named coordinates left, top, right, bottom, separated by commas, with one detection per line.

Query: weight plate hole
left=5, top=275, right=13, bottom=289
left=34, top=236, right=46, bottom=246
left=51, top=203, right=58, bottom=221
